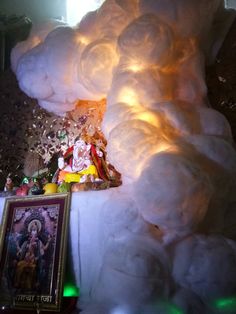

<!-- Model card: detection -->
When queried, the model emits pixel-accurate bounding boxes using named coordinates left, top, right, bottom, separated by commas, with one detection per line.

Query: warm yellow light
left=75, top=35, right=90, bottom=45
left=31, top=37, right=42, bottom=47
left=127, top=64, right=144, bottom=73
left=160, top=143, right=172, bottom=152
left=160, top=37, right=197, bottom=74
left=156, top=143, right=180, bottom=155
left=136, top=111, right=160, bottom=127
left=118, top=87, right=139, bottom=106
left=133, top=141, right=173, bottom=178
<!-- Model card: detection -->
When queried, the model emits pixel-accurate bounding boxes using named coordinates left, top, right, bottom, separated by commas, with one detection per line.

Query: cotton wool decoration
left=11, top=0, right=236, bottom=313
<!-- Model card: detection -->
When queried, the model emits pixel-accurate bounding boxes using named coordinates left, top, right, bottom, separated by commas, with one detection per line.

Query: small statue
left=4, top=175, right=13, bottom=191
left=54, top=134, right=122, bottom=189
left=57, top=138, right=99, bottom=184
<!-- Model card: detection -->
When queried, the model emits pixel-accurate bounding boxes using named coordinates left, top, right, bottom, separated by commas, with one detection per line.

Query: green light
left=167, top=305, right=183, bottom=314
left=214, top=297, right=236, bottom=311
left=151, top=300, right=184, bottom=314
left=63, top=284, right=80, bottom=297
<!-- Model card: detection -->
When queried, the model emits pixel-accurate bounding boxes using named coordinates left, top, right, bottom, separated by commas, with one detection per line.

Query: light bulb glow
left=66, top=0, right=105, bottom=26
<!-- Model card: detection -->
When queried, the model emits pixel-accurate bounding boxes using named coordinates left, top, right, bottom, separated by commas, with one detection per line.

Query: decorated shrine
left=1, top=1, right=236, bottom=313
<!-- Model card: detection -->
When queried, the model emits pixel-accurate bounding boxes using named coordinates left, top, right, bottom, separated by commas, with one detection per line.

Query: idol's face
left=75, top=140, right=86, bottom=151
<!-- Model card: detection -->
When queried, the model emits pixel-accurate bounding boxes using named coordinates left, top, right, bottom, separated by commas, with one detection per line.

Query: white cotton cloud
left=106, top=67, right=168, bottom=111
left=197, top=107, right=233, bottom=138
left=148, top=101, right=201, bottom=135
left=100, top=192, right=149, bottom=236
left=13, top=28, right=119, bottom=115
left=78, top=39, right=118, bottom=94
left=91, top=237, right=171, bottom=308
left=106, top=119, right=170, bottom=180
left=184, top=134, right=236, bottom=173
left=134, top=152, right=213, bottom=239
left=11, top=19, right=67, bottom=72
left=117, top=14, right=174, bottom=67
left=139, top=0, right=222, bottom=40
left=172, top=234, right=236, bottom=300
left=93, top=0, right=136, bottom=39
left=11, top=0, right=226, bottom=116
left=16, top=43, right=54, bottom=99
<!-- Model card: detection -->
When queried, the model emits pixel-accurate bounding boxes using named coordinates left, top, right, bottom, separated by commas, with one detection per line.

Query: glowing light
left=136, top=111, right=160, bottom=126
left=168, top=307, right=183, bottom=314
left=213, top=297, right=236, bottom=311
left=111, top=306, right=132, bottom=314
left=31, top=37, right=42, bottom=47
left=75, top=35, right=90, bottom=45
left=118, top=87, right=139, bottom=106
left=63, top=283, right=80, bottom=297
left=127, top=63, right=144, bottom=73
left=66, top=0, right=105, bottom=26
left=155, top=143, right=172, bottom=154
left=154, top=300, right=184, bottom=314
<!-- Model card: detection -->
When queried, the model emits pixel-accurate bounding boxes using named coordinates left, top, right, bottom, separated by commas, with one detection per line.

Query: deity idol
left=57, top=137, right=106, bottom=184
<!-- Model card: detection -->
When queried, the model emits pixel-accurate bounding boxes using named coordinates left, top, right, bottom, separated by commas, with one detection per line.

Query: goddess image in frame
left=3, top=204, right=59, bottom=300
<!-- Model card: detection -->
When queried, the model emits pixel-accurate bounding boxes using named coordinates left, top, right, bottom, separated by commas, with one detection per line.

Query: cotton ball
left=102, top=102, right=162, bottom=138
left=16, top=27, right=88, bottom=106
left=118, top=14, right=173, bottom=67
left=173, top=50, right=207, bottom=106
left=43, top=26, right=81, bottom=84
left=185, top=135, right=236, bottom=173
left=106, top=67, right=167, bottom=108
left=42, top=26, right=97, bottom=102
left=139, top=0, right=221, bottom=40
left=106, top=120, right=170, bottom=181
left=134, top=152, right=213, bottom=235
left=77, top=0, right=133, bottom=42
left=78, top=39, right=119, bottom=95
left=91, top=238, right=171, bottom=309
left=154, top=104, right=232, bottom=140
left=11, top=19, right=66, bottom=72
left=172, top=234, right=236, bottom=300
left=102, top=102, right=134, bottom=137
left=95, top=0, right=135, bottom=39
left=197, top=107, right=232, bottom=139
left=151, top=101, right=201, bottom=136
left=77, top=10, right=99, bottom=39
left=113, top=0, right=139, bottom=15
left=16, top=44, right=53, bottom=99
left=101, top=192, right=149, bottom=237
left=15, top=24, right=101, bottom=115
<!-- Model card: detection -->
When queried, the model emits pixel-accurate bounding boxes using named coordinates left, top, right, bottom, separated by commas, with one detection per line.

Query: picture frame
left=0, top=193, right=71, bottom=312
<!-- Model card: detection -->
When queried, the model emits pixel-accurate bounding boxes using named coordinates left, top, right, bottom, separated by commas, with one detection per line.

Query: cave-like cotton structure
left=11, top=0, right=236, bottom=313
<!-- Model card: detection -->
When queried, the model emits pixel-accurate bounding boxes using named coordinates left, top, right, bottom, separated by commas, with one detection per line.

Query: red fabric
left=63, top=146, right=73, bottom=160
left=90, top=144, right=109, bottom=181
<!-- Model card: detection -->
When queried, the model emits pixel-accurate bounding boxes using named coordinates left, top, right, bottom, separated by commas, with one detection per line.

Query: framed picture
left=0, top=193, right=71, bottom=312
